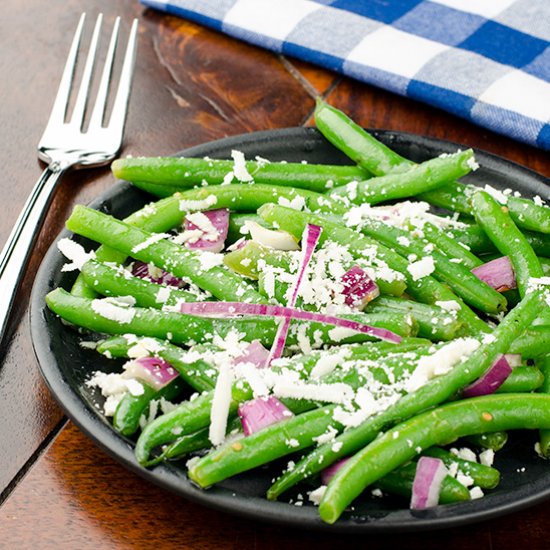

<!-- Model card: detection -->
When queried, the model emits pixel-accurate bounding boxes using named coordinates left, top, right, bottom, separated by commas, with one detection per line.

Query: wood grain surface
left=1, top=0, right=549, bottom=548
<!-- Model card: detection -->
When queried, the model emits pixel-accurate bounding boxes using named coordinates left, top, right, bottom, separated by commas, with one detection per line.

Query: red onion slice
left=410, top=456, right=447, bottom=510
left=184, top=208, right=229, bottom=253
left=462, top=354, right=513, bottom=398
left=268, top=224, right=323, bottom=364
left=233, top=340, right=270, bottom=369
left=123, top=356, right=179, bottom=391
left=179, top=301, right=402, bottom=343
left=131, top=261, right=183, bottom=288
left=471, top=256, right=517, bottom=292
left=341, top=265, right=380, bottom=309
left=321, top=457, right=350, bottom=485
left=238, top=396, right=293, bottom=435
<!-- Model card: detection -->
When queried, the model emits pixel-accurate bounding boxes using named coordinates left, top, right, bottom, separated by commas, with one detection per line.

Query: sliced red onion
left=321, top=457, right=350, bottom=485
left=184, top=208, right=229, bottom=253
left=238, top=396, right=293, bottom=435
left=123, top=356, right=179, bottom=391
left=179, top=301, right=402, bottom=343
left=471, top=256, right=516, bottom=292
left=233, top=340, right=270, bottom=369
left=462, top=354, right=513, bottom=398
left=410, top=456, right=447, bottom=510
left=131, top=261, right=183, bottom=288
left=341, top=265, right=380, bottom=309
left=268, top=224, right=323, bottom=364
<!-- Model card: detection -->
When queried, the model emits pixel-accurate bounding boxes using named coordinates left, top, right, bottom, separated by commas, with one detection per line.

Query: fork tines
left=47, top=13, right=138, bottom=134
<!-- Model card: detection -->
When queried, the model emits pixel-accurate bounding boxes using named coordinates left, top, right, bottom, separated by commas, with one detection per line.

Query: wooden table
left=1, top=1, right=548, bottom=547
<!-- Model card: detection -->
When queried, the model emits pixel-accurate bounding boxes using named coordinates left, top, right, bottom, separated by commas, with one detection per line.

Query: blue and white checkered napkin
left=142, top=0, right=550, bottom=150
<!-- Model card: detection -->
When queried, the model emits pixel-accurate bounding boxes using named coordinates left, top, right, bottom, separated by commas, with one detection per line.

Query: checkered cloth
left=142, top=0, right=550, bottom=150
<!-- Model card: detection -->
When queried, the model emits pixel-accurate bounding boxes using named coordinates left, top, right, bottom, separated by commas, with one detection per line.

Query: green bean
left=175, top=183, right=345, bottom=215
left=319, top=394, right=550, bottom=523
left=537, top=355, right=550, bottom=457
left=419, top=222, right=483, bottom=269
left=47, top=289, right=416, bottom=349
left=330, top=149, right=476, bottom=206
left=365, top=296, right=464, bottom=341
left=419, top=182, right=550, bottom=235
left=471, top=190, right=544, bottom=297
left=447, top=223, right=550, bottom=258
left=374, top=462, right=470, bottom=504
left=133, top=338, right=433, bottom=464
left=258, top=203, right=490, bottom=334
left=496, top=367, right=544, bottom=393
left=80, top=259, right=198, bottom=308
left=509, top=326, right=550, bottom=359
left=314, top=99, right=412, bottom=176
left=113, top=378, right=184, bottom=437
left=66, top=205, right=265, bottom=304
left=462, top=432, right=508, bottom=452
left=421, top=447, right=500, bottom=489
left=136, top=390, right=234, bottom=465
left=314, top=100, right=550, bottom=235
left=266, top=289, right=542, bottom=499
left=112, top=156, right=368, bottom=192
left=71, top=192, right=191, bottom=298
left=353, top=216, right=507, bottom=314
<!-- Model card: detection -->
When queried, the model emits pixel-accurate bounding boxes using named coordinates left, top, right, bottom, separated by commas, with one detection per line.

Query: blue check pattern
left=142, top=0, right=550, bottom=150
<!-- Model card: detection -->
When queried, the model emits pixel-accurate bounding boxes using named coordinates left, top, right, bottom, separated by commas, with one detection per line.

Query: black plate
left=31, top=128, right=550, bottom=533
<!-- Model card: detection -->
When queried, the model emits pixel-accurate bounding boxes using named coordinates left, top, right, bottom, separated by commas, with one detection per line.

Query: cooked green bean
left=509, top=326, right=550, bottom=358
left=80, top=259, right=198, bottom=308
left=114, top=378, right=184, bottom=437
left=330, top=149, right=476, bottom=206
left=266, top=289, right=543, bottom=500
left=537, top=355, right=550, bottom=457
left=67, top=205, right=265, bottom=304
left=352, top=216, right=507, bottom=314
left=421, top=447, right=500, bottom=489
left=471, top=190, right=544, bottom=297
left=319, top=394, right=550, bottom=523
left=112, top=156, right=368, bottom=193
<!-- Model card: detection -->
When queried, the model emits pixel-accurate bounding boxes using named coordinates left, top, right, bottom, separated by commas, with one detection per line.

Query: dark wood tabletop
left=1, top=1, right=549, bottom=547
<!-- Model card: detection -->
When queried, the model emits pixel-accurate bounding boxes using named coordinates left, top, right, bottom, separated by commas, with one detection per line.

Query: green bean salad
left=47, top=100, right=550, bottom=524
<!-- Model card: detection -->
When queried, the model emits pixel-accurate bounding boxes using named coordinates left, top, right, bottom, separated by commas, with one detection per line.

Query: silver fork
left=0, top=13, right=138, bottom=342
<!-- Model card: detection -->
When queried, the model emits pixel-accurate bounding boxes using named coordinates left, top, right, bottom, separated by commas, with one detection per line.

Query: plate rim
left=30, top=127, right=550, bottom=533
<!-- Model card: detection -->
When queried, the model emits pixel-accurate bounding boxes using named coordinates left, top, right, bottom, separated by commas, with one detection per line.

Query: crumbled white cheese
left=278, top=195, right=307, bottom=211
left=91, top=298, right=136, bottom=324
left=155, top=286, right=172, bottom=304
left=469, top=486, right=484, bottom=499
left=131, top=233, right=169, bottom=253
left=450, top=447, right=478, bottom=462
left=407, top=256, right=435, bottom=281
left=86, top=371, right=143, bottom=416
left=479, top=449, right=495, bottom=467
left=57, top=238, right=96, bottom=271
left=231, top=150, right=253, bottom=182
left=435, top=300, right=461, bottom=312
left=209, top=363, right=234, bottom=446
left=179, top=195, right=217, bottom=211
left=196, top=251, right=224, bottom=271
left=483, top=185, right=508, bottom=204
left=308, top=486, right=327, bottom=506
left=406, top=338, right=480, bottom=392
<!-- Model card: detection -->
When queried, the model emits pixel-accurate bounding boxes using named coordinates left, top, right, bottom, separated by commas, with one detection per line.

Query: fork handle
left=0, top=163, right=67, bottom=342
